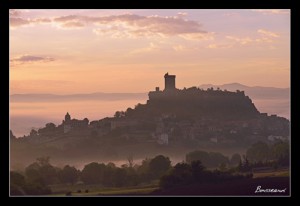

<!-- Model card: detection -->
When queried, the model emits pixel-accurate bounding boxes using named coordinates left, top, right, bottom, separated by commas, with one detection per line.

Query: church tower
left=65, top=112, right=71, bottom=122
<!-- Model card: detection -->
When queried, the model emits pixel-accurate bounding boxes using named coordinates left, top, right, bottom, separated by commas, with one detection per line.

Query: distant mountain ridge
left=10, top=83, right=290, bottom=102
left=199, top=83, right=289, bottom=99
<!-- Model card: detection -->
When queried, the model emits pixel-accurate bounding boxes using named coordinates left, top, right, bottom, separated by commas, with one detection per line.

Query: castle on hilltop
left=148, top=73, right=259, bottom=118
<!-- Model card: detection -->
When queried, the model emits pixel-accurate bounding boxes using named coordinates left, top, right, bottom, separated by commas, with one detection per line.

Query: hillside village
left=11, top=73, right=290, bottom=149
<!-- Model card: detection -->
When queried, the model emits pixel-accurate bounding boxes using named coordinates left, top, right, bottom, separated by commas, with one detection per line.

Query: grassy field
left=48, top=169, right=289, bottom=196
left=49, top=183, right=159, bottom=196
left=253, top=168, right=289, bottom=178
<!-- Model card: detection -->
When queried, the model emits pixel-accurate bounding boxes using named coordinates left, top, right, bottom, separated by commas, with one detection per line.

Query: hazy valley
left=10, top=83, right=289, bottom=138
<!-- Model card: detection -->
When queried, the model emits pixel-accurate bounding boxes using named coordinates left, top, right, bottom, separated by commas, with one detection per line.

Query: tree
left=10, top=171, right=26, bottom=195
left=219, top=163, right=227, bottom=172
left=271, top=141, right=289, bottom=166
left=246, top=141, right=270, bottom=162
left=114, top=111, right=125, bottom=118
left=186, top=150, right=229, bottom=168
left=136, top=158, right=151, bottom=183
left=10, top=130, right=16, bottom=140
left=59, top=165, right=79, bottom=185
left=102, top=163, right=116, bottom=187
left=25, top=162, right=42, bottom=183
left=125, top=107, right=134, bottom=117
left=149, top=155, right=171, bottom=179
left=191, top=160, right=206, bottom=181
left=238, top=155, right=251, bottom=172
left=186, top=150, right=209, bottom=164
left=45, top=123, right=56, bottom=130
left=11, top=171, right=26, bottom=187
left=36, top=156, right=50, bottom=167
left=24, top=161, right=53, bottom=195
left=209, top=152, right=229, bottom=167
left=30, top=129, right=38, bottom=137
left=106, top=162, right=116, bottom=168
left=114, top=111, right=121, bottom=118
left=10, top=170, right=52, bottom=196
left=113, top=168, right=127, bottom=187
left=127, top=156, right=134, bottom=168
left=230, top=153, right=242, bottom=166
left=25, top=157, right=58, bottom=185
left=81, top=162, right=106, bottom=184
left=160, top=162, right=193, bottom=189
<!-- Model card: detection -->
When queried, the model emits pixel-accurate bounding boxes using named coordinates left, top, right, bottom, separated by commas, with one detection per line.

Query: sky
left=10, top=9, right=290, bottom=94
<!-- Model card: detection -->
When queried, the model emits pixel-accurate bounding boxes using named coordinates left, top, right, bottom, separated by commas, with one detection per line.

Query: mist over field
left=10, top=84, right=289, bottom=137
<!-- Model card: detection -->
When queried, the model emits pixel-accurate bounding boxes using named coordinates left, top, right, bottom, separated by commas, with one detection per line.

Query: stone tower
left=164, top=73, right=176, bottom=91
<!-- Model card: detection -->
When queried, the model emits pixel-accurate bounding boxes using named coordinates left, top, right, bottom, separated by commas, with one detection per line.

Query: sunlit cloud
left=226, top=36, right=254, bottom=45
left=251, top=9, right=290, bottom=15
left=225, top=29, right=280, bottom=47
left=179, top=32, right=215, bottom=41
left=177, top=12, right=188, bottom=18
left=206, top=43, right=233, bottom=49
left=61, top=21, right=85, bottom=28
left=257, top=29, right=279, bottom=38
left=90, top=14, right=208, bottom=39
left=11, top=12, right=209, bottom=40
left=33, top=18, right=52, bottom=23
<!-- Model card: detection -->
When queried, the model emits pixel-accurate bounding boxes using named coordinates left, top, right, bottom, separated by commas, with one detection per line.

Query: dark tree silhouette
left=149, top=155, right=171, bottom=179
left=59, top=165, right=79, bottom=185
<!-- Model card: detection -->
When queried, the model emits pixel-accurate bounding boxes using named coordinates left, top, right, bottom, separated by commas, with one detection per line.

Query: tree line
left=10, top=140, right=289, bottom=196
left=10, top=155, right=172, bottom=195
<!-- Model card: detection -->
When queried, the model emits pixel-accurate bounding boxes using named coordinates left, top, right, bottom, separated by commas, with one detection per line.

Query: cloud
left=257, top=29, right=279, bottom=38
left=10, top=12, right=209, bottom=40
left=33, top=18, right=52, bottom=23
left=55, top=14, right=207, bottom=37
left=11, top=55, right=55, bottom=65
left=10, top=17, right=30, bottom=27
left=251, top=9, right=290, bottom=15
left=53, top=15, right=79, bottom=22
left=226, top=36, right=254, bottom=45
left=206, top=43, right=233, bottom=49
left=62, top=21, right=85, bottom=28
left=177, top=12, right=188, bottom=18
left=225, top=29, right=280, bottom=47
left=9, top=10, right=52, bottom=27
left=180, top=32, right=215, bottom=41
left=10, top=17, right=52, bottom=27
left=9, top=9, right=22, bottom=17
left=224, top=29, right=280, bottom=47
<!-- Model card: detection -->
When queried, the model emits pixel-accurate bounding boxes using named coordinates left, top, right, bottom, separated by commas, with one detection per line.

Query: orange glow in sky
left=10, top=9, right=290, bottom=94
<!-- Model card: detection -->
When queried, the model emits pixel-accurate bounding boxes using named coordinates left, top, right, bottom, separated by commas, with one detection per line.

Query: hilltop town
left=11, top=73, right=290, bottom=151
